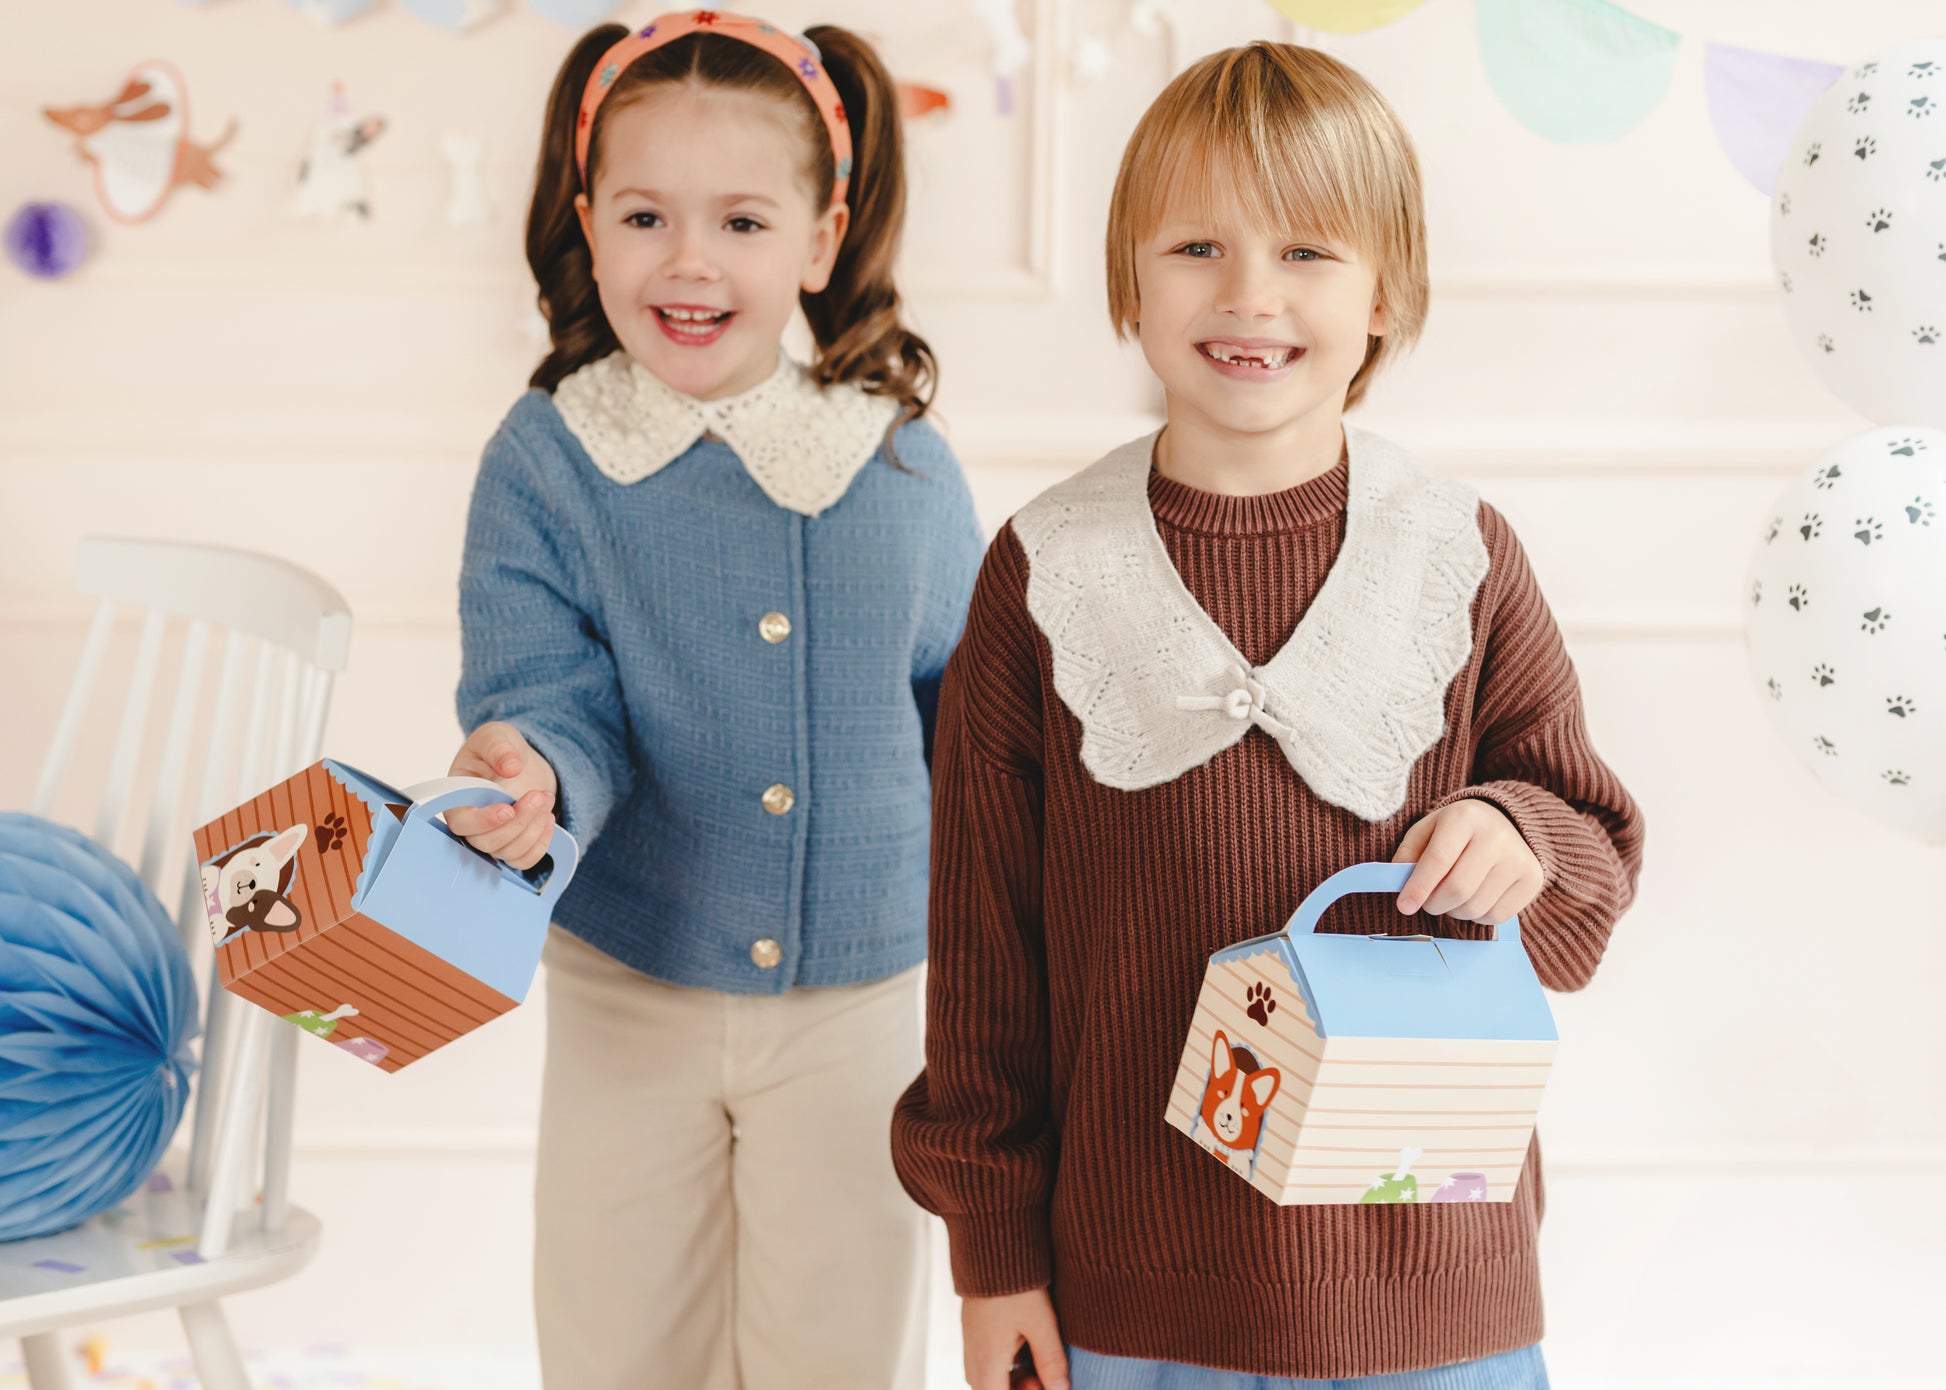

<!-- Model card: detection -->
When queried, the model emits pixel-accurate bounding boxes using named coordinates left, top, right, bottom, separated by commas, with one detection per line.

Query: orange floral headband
left=574, top=8, right=854, bottom=208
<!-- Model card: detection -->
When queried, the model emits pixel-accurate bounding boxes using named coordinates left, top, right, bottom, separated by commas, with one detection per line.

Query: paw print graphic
left=1813, top=734, right=1838, bottom=757
left=1853, top=62, right=1879, bottom=79
left=314, top=813, right=350, bottom=854
left=1817, top=333, right=1836, bottom=354
left=1807, top=232, right=1828, bottom=257
left=1883, top=769, right=1911, bottom=787
left=1854, top=516, right=1884, bottom=545
left=1861, top=606, right=1891, bottom=634
left=1779, top=270, right=1793, bottom=293
left=1886, top=694, right=1917, bottom=718
left=1750, top=579, right=1763, bottom=607
left=1766, top=515, right=1783, bottom=542
left=1914, top=325, right=1939, bottom=345
left=1787, top=584, right=1810, bottom=611
left=1865, top=207, right=1894, bottom=232
left=1888, top=436, right=1929, bottom=457
left=1811, top=663, right=1836, bottom=687
left=1908, top=95, right=1937, bottom=119
left=1804, top=141, right=1822, bottom=166
left=1847, top=91, right=1873, bottom=114
left=1851, top=288, right=1874, bottom=312
left=1813, top=465, right=1842, bottom=490
left=1766, top=677, right=1784, bottom=701
left=1931, top=159, right=1946, bottom=184
left=1245, top=981, right=1277, bottom=1027
left=1779, top=191, right=1793, bottom=214
left=1854, top=135, right=1877, bottom=160
left=1907, top=496, right=1936, bottom=526
left=1800, top=512, right=1824, bottom=540
left=1914, top=61, right=1938, bottom=78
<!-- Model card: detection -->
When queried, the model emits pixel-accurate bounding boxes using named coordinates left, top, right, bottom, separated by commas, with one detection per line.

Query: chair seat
left=0, top=1153, right=320, bottom=1339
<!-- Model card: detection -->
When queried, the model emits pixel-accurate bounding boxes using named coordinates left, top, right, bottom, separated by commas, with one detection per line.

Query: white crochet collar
left=551, top=351, right=899, bottom=517
left=1012, top=427, right=1490, bottom=821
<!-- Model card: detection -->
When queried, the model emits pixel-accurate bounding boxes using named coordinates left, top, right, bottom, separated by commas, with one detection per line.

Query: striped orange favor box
left=1166, top=861, right=1557, bottom=1205
left=192, top=761, right=578, bottom=1072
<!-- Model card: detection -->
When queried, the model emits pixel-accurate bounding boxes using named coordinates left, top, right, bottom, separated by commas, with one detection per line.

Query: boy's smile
left=1195, top=337, right=1306, bottom=377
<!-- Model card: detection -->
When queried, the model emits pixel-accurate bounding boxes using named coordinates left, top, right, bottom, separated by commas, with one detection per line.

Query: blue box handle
left=397, top=777, right=580, bottom=909
left=1283, top=861, right=1520, bottom=946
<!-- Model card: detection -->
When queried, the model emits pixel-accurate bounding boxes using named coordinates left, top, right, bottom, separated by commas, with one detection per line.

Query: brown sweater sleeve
left=890, top=526, right=1057, bottom=1296
left=1434, top=502, right=1647, bottom=992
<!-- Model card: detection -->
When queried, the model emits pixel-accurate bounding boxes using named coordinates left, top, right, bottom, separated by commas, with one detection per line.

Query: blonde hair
left=1105, top=42, right=1428, bottom=411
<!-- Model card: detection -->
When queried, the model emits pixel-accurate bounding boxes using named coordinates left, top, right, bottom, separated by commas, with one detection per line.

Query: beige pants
left=533, top=928, right=929, bottom=1390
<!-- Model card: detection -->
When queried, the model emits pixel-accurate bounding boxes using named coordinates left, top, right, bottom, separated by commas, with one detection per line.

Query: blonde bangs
left=1105, top=42, right=1429, bottom=407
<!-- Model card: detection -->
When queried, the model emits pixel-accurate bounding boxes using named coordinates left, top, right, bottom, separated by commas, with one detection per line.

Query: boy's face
left=1134, top=184, right=1386, bottom=443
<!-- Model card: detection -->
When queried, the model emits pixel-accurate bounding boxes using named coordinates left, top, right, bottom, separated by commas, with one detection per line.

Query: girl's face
left=576, top=85, right=847, bottom=402
left=1134, top=179, right=1386, bottom=443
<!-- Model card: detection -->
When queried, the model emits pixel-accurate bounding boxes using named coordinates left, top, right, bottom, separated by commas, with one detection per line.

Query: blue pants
left=1067, top=1343, right=1548, bottom=1390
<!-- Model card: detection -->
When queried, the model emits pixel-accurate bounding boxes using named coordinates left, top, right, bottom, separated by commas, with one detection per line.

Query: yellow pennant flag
left=1265, top=0, right=1431, bottom=33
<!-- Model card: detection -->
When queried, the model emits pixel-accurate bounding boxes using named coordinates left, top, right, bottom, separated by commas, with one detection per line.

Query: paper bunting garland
left=1704, top=42, right=1844, bottom=195
left=525, top=0, right=624, bottom=25
left=1476, top=0, right=1679, bottom=145
left=41, top=62, right=235, bottom=225
left=400, top=0, right=505, bottom=33
left=1266, top=0, right=1430, bottom=34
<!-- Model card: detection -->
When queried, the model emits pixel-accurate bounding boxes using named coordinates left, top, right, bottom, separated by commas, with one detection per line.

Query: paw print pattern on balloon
left=1888, top=436, right=1930, bottom=456
left=1865, top=207, right=1894, bottom=232
left=1812, top=663, right=1837, bottom=687
left=1885, top=694, right=1918, bottom=718
left=1767, top=677, right=1785, bottom=701
left=1808, top=232, right=1829, bottom=257
left=1813, top=734, right=1839, bottom=757
left=1788, top=583, right=1810, bottom=611
left=1883, top=769, right=1911, bottom=786
left=1907, top=496, right=1936, bottom=526
left=1861, top=606, right=1892, bottom=634
left=1854, top=516, right=1884, bottom=545
left=1851, top=288, right=1875, bottom=311
left=1801, top=513, right=1825, bottom=539
left=1849, top=91, right=1874, bottom=114
left=1914, top=324, right=1939, bottom=344
left=1815, top=465, right=1843, bottom=489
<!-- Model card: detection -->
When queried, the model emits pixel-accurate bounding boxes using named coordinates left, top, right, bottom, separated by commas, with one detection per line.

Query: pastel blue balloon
left=400, top=0, right=504, bottom=33
left=283, top=0, right=378, bottom=24
left=525, top=0, right=623, bottom=26
left=0, top=815, right=198, bottom=1241
left=1476, top=0, right=1681, bottom=145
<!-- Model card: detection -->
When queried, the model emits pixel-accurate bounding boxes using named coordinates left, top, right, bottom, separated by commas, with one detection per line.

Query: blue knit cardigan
left=456, top=389, right=984, bottom=992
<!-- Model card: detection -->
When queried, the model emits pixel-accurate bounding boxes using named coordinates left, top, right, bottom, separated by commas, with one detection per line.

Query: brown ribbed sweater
left=889, top=458, right=1646, bottom=1378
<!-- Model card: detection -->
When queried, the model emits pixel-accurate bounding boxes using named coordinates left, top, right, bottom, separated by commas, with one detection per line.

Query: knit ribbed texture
left=890, top=465, right=1645, bottom=1379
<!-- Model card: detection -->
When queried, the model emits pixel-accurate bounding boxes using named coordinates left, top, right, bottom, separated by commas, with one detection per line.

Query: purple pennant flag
left=1705, top=41, right=1844, bottom=195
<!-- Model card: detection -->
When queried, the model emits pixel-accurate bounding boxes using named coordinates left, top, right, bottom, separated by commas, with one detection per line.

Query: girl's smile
left=652, top=302, right=735, bottom=347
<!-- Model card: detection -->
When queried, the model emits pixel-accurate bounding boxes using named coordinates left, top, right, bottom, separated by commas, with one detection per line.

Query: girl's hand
left=962, top=1289, right=1068, bottom=1390
left=1392, top=799, right=1544, bottom=926
left=444, top=721, right=560, bottom=871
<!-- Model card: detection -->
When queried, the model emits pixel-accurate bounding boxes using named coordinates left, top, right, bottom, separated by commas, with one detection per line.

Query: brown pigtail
left=526, top=24, right=629, bottom=393
left=800, top=25, right=936, bottom=434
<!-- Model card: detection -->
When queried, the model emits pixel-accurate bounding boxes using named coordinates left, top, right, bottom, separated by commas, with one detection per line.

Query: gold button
left=759, top=612, right=792, bottom=644
left=762, top=783, right=795, bottom=816
left=750, top=937, right=782, bottom=969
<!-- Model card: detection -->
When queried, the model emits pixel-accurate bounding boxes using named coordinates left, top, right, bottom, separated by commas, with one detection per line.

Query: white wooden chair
left=0, top=537, right=352, bottom=1389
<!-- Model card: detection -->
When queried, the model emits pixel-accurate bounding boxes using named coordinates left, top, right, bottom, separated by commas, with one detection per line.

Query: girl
left=447, top=12, right=983, bottom=1389
left=891, top=42, right=1647, bottom=1390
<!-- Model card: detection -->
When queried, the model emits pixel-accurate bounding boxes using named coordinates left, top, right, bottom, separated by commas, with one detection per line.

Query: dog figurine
left=292, top=84, right=386, bottom=221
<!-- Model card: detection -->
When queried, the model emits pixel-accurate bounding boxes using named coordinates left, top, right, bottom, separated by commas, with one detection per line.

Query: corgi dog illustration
left=1198, top=1029, right=1281, bottom=1161
left=200, top=824, right=308, bottom=946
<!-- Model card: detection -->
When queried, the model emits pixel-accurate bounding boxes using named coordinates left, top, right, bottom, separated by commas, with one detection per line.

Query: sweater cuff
left=512, top=719, right=616, bottom=849
left=941, top=1206, right=1054, bottom=1298
left=1434, top=782, right=1572, bottom=886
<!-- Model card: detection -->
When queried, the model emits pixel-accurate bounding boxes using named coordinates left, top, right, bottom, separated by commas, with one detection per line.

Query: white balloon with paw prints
left=1769, top=39, right=1946, bottom=429
left=1744, top=424, right=1946, bottom=845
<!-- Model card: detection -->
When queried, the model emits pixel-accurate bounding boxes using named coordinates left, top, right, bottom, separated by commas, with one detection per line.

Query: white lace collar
left=1011, top=427, right=1490, bottom=821
left=550, top=351, right=900, bottom=517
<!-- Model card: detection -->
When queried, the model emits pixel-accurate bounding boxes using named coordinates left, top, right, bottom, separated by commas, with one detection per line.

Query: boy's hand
left=444, top=722, right=559, bottom=870
left=963, top=1289, right=1068, bottom=1390
left=1392, top=799, right=1543, bottom=926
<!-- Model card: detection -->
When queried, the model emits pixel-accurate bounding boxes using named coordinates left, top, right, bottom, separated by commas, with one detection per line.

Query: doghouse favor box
left=1166, top=862, right=1556, bottom=1205
left=192, top=760, right=577, bottom=1072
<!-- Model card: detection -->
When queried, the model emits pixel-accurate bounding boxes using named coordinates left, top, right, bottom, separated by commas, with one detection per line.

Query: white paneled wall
left=4, top=1, right=1943, bottom=1384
